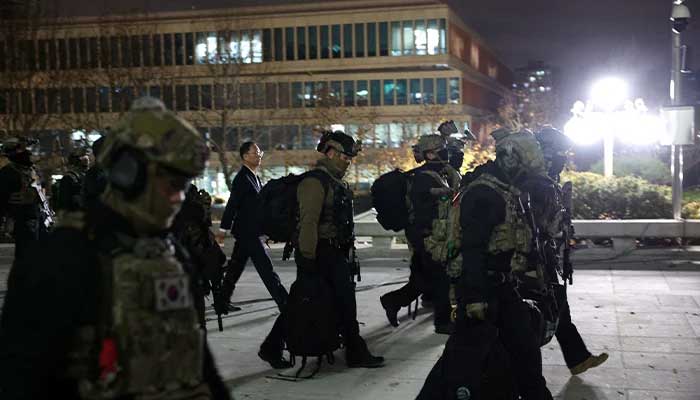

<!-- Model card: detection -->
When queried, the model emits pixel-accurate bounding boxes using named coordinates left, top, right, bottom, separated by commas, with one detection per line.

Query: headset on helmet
left=316, top=130, right=361, bottom=157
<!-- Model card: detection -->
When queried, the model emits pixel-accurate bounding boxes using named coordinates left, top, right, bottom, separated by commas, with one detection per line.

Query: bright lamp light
left=591, top=77, right=628, bottom=111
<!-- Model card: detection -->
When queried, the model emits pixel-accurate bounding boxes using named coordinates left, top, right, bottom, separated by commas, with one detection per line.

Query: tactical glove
left=465, top=302, right=488, bottom=320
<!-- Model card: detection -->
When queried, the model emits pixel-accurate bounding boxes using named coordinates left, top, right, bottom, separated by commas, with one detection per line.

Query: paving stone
left=616, top=312, right=689, bottom=325
left=625, top=368, right=700, bottom=391
left=621, top=351, right=700, bottom=371
left=621, top=337, right=700, bottom=354
left=627, top=389, right=699, bottom=400
left=619, top=322, right=696, bottom=338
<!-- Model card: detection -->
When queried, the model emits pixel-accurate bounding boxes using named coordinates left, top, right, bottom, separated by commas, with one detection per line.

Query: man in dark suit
left=219, top=142, right=288, bottom=313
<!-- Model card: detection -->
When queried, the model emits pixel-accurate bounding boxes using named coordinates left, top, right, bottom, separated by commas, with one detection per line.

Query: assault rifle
left=350, top=243, right=361, bottom=283
left=561, top=181, right=574, bottom=285
left=31, top=180, right=55, bottom=228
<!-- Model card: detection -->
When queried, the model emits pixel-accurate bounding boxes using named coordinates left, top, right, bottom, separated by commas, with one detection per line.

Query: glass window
left=185, top=32, right=194, bottom=65
left=436, top=78, right=447, bottom=104
left=391, top=22, right=401, bottom=56
left=320, top=26, right=330, bottom=59
left=300, top=126, right=316, bottom=149
left=379, top=22, right=388, bottom=56
left=254, top=83, right=265, bottom=109
left=195, top=32, right=206, bottom=63
left=120, top=36, right=130, bottom=68
left=48, top=40, right=57, bottom=70
left=99, top=37, right=109, bottom=68
left=79, top=38, right=88, bottom=68
left=285, top=28, right=295, bottom=60
left=131, top=36, right=141, bottom=67
left=263, top=29, right=272, bottom=62
left=96, top=87, right=108, bottom=112
left=72, top=87, right=84, bottom=113
left=440, top=19, right=447, bottom=54
left=0, top=42, right=5, bottom=72
left=201, top=85, right=212, bottom=109
left=449, top=78, right=460, bottom=104
left=342, top=24, right=352, bottom=58
left=88, top=37, right=98, bottom=68
left=343, top=80, right=354, bottom=106
left=60, top=88, right=71, bottom=113
left=161, top=85, right=173, bottom=109
left=274, top=28, right=283, bottom=61
left=240, top=83, right=254, bottom=110
left=19, top=90, right=31, bottom=113
left=149, top=85, right=161, bottom=99
left=308, top=26, right=317, bottom=59
left=85, top=87, right=96, bottom=113
left=278, top=82, right=290, bottom=108
left=265, top=83, right=276, bottom=108
left=304, top=82, right=315, bottom=107
left=252, top=30, right=263, bottom=63
left=427, top=19, right=439, bottom=55
left=68, top=38, right=78, bottom=69
left=174, top=33, right=184, bottom=65
left=35, top=89, right=46, bottom=113
left=383, top=80, right=395, bottom=105
left=58, top=39, right=68, bottom=69
left=141, top=35, right=151, bottom=67
left=296, top=27, right=306, bottom=60
left=163, top=34, right=173, bottom=65
left=330, top=81, right=341, bottom=106
left=415, top=20, right=426, bottom=55
left=354, top=23, right=364, bottom=57
left=370, top=80, right=381, bottom=106
left=241, top=31, right=252, bottom=63
left=225, top=84, right=238, bottom=109
left=48, top=89, right=59, bottom=113
left=331, top=25, right=341, bottom=58
left=188, top=85, right=199, bottom=110
left=367, top=23, right=376, bottom=57
left=214, top=84, right=225, bottom=109
left=410, top=78, right=421, bottom=104
left=174, top=85, right=186, bottom=111
left=356, top=80, right=368, bottom=106
left=402, top=21, right=414, bottom=55
left=292, top=82, right=303, bottom=107
left=152, top=35, right=162, bottom=66
left=37, top=40, right=47, bottom=70
left=422, top=78, right=434, bottom=104
left=396, top=79, right=407, bottom=105
left=270, top=126, right=296, bottom=150
left=375, top=124, right=388, bottom=148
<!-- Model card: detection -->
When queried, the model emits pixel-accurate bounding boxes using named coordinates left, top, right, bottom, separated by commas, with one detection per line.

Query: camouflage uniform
left=0, top=98, right=232, bottom=400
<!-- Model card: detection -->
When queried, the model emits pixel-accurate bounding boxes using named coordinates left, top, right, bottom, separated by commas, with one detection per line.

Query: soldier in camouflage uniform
left=81, top=136, right=107, bottom=212
left=55, top=147, right=91, bottom=212
left=380, top=134, right=457, bottom=334
left=0, top=137, right=52, bottom=264
left=0, top=97, right=232, bottom=400
left=527, top=126, right=608, bottom=375
left=455, top=129, right=553, bottom=399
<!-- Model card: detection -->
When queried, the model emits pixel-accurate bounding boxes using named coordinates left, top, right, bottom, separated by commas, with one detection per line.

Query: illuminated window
left=436, top=78, right=447, bottom=104
left=427, top=19, right=439, bottom=55
left=370, top=80, right=381, bottom=106
left=414, top=20, right=426, bottom=55
left=229, top=31, right=240, bottom=61
left=391, top=22, right=401, bottom=56
left=241, top=31, right=252, bottom=63
left=402, top=21, right=414, bottom=55
left=449, top=78, right=460, bottom=104
left=343, top=80, right=354, bottom=106
left=383, top=80, right=395, bottom=105
left=396, top=79, right=407, bottom=105
left=410, top=78, right=421, bottom=104
left=356, top=80, right=368, bottom=106
left=252, top=30, right=263, bottom=63
left=422, top=78, right=434, bottom=104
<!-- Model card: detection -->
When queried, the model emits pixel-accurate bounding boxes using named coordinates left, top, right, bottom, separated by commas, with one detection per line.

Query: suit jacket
left=220, top=166, right=263, bottom=239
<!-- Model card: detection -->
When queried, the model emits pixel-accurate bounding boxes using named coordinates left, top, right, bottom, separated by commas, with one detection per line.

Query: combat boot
left=570, top=353, right=609, bottom=375
left=345, top=336, right=385, bottom=368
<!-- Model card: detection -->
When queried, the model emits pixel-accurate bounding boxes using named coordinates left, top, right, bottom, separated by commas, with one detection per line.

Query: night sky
left=53, top=0, right=700, bottom=125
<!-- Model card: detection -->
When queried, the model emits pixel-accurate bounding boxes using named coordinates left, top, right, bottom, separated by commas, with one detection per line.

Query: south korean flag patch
left=154, top=276, right=192, bottom=311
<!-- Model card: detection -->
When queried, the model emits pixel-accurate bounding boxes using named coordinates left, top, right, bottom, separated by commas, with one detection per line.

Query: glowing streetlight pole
left=591, top=78, right=628, bottom=177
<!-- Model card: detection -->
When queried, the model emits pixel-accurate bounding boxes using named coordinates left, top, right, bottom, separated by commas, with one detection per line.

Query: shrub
left=561, top=171, right=672, bottom=219
left=589, top=155, right=671, bottom=185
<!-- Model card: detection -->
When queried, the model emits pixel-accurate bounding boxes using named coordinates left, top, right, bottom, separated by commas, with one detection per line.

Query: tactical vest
left=466, top=173, right=532, bottom=274
left=421, top=168, right=454, bottom=261
left=64, top=222, right=208, bottom=399
left=314, top=167, right=354, bottom=247
left=6, top=163, right=39, bottom=207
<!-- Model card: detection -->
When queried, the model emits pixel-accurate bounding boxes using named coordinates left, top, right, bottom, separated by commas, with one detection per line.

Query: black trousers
left=12, top=218, right=44, bottom=267
left=262, top=242, right=364, bottom=354
left=555, top=285, right=591, bottom=368
left=456, top=283, right=552, bottom=400
left=222, top=235, right=288, bottom=309
left=381, top=233, right=450, bottom=327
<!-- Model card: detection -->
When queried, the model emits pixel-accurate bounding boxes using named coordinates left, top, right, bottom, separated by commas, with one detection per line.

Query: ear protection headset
left=107, top=146, right=148, bottom=199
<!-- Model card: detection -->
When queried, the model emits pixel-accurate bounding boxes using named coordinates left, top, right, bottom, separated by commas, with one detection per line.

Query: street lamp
left=592, top=77, right=627, bottom=177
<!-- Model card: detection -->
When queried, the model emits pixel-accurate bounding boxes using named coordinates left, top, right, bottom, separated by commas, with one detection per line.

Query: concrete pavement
left=1, top=245, right=700, bottom=399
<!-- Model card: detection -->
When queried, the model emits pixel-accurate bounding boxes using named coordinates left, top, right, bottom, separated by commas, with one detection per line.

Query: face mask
left=328, top=154, right=351, bottom=177
left=437, top=148, right=449, bottom=162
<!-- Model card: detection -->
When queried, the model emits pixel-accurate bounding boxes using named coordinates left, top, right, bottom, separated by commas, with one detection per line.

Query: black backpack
left=417, top=322, right=514, bottom=400
left=371, top=169, right=413, bottom=232
left=284, top=275, right=340, bottom=379
left=259, top=170, right=329, bottom=244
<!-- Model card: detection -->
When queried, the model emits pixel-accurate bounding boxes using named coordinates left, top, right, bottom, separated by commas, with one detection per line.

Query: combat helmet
left=99, top=97, right=209, bottom=180
left=535, top=126, right=573, bottom=156
left=316, top=130, right=361, bottom=157
left=492, top=128, right=545, bottom=179
left=416, top=134, right=446, bottom=153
